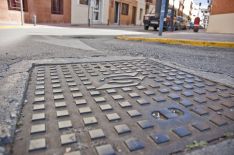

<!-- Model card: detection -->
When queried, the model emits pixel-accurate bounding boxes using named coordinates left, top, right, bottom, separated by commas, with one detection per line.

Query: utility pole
left=88, top=0, right=91, bottom=27
left=20, top=0, right=24, bottom=25
left=158, top=0, right=167, bottom=36
left=170, top=0, right=175, bottom=31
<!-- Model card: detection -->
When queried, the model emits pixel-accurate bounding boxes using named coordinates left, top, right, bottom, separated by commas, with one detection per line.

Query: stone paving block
left=94, top=97, right=106, bottom=103
left=112, top=95, right=124, bottom=100
left=172, top=127, right=192, bottom=138
left=136, top=99, right=150, bottom=105
left=149, top=83, right=160, bottom=88
left=56, top=110, right=69, bottom=117
left=70, top=87, right=79, bottom=92
left=210, top=116, right=228, bottom=127
left=106, top=89, right=117, bottom=94
left=90, top=91, right=101, bottom=96
left=64, top=151, right=81, bottom=155
left=182, top=91, right=193, bottom=97
left=125, top=138, right=145, bottom=152
left=180, top=99, right=193, bottom=107
left=36, top=85, right=45, bottom=90
left=127, top=110, right=142, bottom=117
left=35, top=90, right=45, bottom=95
left=208, top=104, right=223, bottom=112
left=137, top=120, right=154, bottom=129
left=83, top=116, right=98, bottom=125
left=31, top=124, right=46, bottom=134
left=33, top=104, right=45, bottom=111
left=89, top=129, right=105, bottom=140
left=194, top=89, right=206, bottom=95
left=86, top=86, right=96, bottom=90
left=32, top=113, right=45, bottom=121
left=34, top=96, right=45, bottom=103
left=159, top=88, right=169, bottom=93
left=122, top=87, right=132, bottom=92
left=153, top=96, right=166, bottom=102
left=75, top=99, right=87, bottom=106
left=224, top=112, right=234, bottom=121
left=207, top=95, right=219, bottom=101
left=79, top=107, right=92, bottom=114
left=191, top=107, right=209, bottom=116
left=193, top=97, right=207, bottom=104
left=29, top=138, right=46, bottom=151
left=192, top=122, right=210, bottom=132
left=53, top=88, right=63, bottom=93
left=72, top=92, right=83, bottom=98
left=52, top=84, right=61, bottom=88
left=144, top=90, right=155, bottom=96
left=55, top=101, right=66, bottom=108
left=168, top=93, right=180, bottom=100
left=136, top=85, right=146, bottom=90
left=106, top=113, right=121, bottom=121
left=96, top=144, right=115, bottom=155
left=221, top=102, right=234, bottom=108
left=114, top=124, right=131, bottom=134
left=118, top=101, right=132, bottom=108
left=54, top=94, right=65, bottom=100
left=60, top=133, right=77, bottom=145
left=151, top=133, right=170, bottom=144
left=58, top=120, right=72, bottom=129
left=99, top=104, right=113, bottom=111
left=183, top=84, right=193, bottom=89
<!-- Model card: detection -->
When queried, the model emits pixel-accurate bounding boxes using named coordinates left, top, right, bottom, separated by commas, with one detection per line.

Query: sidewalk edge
left=117, top=36, right=234, bottom=48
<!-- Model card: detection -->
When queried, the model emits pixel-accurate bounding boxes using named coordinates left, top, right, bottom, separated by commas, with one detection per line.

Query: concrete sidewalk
left=117, top=30, right=234, bottom=48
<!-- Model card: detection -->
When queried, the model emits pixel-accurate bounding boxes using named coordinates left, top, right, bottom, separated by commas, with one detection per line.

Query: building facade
left=71, top=0, right=109, bottom=25
left=0, top=0, right=149, bottom=26
left=108, top=0, right=138, bottom=25
left=0, top=0, right=25, bottom=24
left=0, top=0, right=71, bottom=24
left=207, top=0, right=234, bottom=33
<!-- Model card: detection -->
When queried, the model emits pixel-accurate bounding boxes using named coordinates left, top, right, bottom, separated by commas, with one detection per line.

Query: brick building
left=108, top=0, right=138, bottom=25
left=0, top=0, right=71, bottom=24
left=207, top=0, right=234, bottom=33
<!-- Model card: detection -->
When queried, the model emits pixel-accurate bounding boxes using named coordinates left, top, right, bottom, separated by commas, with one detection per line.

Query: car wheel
left=144, top=26, right=149, bottom=30
left=153, top=26, right=158, bottom=31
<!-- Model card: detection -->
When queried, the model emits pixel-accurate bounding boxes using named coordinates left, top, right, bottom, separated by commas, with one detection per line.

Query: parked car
left=143, top=9, right=160, bottom=30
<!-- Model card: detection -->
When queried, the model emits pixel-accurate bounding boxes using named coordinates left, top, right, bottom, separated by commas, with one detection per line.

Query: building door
left=93, top=0, right=101, bottom=21
left=131, top=6, right=136, bottom=25
left=114, top=1, right=120, bottom=24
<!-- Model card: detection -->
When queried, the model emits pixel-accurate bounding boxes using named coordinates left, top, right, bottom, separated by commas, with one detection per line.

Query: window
left=51, top=0, right=63, bottom=14
left=80, top=0, right=88, bottom=5
left=8, top=0, right=28, bottom=11
left=121, top=3, right=129, bottom=15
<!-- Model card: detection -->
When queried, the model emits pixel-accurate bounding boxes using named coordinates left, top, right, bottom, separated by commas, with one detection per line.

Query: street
left=0, top=26, right=234, bottom=155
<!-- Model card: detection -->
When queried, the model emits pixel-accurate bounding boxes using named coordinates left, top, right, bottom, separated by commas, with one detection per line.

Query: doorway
left=131, top=6, right=136, bottom=25
left=114, top=1, right=120, bottom=24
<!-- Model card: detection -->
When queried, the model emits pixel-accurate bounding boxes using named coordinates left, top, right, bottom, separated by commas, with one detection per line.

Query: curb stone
left=117, top=36, right=234, bottom=48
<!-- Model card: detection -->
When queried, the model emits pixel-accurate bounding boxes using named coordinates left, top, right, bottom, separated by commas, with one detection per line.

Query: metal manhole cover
left=13, top=59, right=234, bottom=155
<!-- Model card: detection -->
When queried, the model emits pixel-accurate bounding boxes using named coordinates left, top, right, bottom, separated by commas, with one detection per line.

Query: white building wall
left=183, top=0, right=192, bottom=17
left=207, top=13, right=234, bottom=34
left=136, top=0, right=145, bottom=25
left=71, top=0, right=109, bottom=25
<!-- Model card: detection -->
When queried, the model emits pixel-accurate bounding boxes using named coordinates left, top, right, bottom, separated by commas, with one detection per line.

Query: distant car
left=174, top=16, right=188, bottom=30
left=143, top=9, right=160, bottom=30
